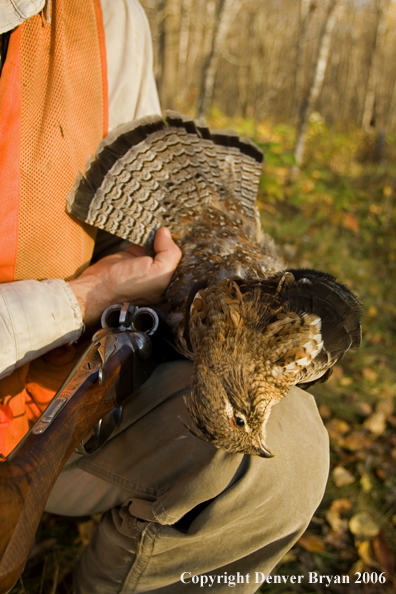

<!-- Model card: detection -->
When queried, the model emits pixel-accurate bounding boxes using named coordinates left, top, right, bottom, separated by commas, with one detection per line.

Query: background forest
left=12, top=0, right=396, bottom=592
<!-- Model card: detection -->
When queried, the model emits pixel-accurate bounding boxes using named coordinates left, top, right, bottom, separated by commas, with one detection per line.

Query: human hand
left=69, top=227, right=182, bottom=326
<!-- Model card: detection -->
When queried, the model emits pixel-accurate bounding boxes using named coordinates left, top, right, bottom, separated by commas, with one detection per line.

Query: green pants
left=46, top=360, right=329, bottom=593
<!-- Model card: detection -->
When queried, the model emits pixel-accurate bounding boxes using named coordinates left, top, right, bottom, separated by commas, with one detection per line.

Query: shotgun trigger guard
left=75, top=405, right=122, bottom=455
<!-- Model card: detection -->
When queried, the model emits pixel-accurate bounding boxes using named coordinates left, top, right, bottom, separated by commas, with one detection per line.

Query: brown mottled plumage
left=67, top=111, right=362, bottom=457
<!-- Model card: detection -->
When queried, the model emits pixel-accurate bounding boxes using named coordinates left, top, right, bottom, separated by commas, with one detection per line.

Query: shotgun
left=0, top=303, right=159, bottom=593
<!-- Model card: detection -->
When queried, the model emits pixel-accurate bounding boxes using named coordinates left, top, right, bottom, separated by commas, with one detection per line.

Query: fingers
left=123, top=243, right=148, bottom=258
left=152, top=227, right=182, bottom=271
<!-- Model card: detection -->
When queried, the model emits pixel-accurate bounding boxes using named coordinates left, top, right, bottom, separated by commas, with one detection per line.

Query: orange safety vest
left=0, top=0, right=108, bottom=456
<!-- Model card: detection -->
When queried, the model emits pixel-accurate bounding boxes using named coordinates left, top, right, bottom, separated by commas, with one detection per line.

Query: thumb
left=153, top=227, right=182, bottom=270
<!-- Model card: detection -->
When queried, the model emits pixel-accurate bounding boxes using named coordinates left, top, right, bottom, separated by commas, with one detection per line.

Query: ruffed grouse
left=67, top=111, right=361, bottom=457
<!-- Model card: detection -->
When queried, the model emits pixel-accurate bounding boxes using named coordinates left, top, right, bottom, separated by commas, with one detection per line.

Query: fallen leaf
left=349, top=512, right=380, bottom=538
left=375, top=467, right=387, bottom=480
left=357, top=540, right=377, bottom=567
left=326, top=418, right=351, bottom=440
left=342, top=431, right=372, bottom=451
left=370, top=204, right=384, bottom=214
left=330, top=498, right=352, bottom=513
left=340, top=376, right=353, bottom=386
left=302, top=179, right=315, bottom=193
left=364, top=411, right=386, bottom=435
left=350, top=561, right=366, bottom=578
left=326, top=509, right=348, bottom=533
left=360, top=472, right=374, bottom=492
left=376, top=399, right=394, bottom=417
left=373, top=530, right=396, bottom=574
left=328, top=366, right=344, bottom=383
left=333, top=466, right=355, bottom=487
left=298, top=533, right=325, bottom=552
left=318, top=404, right=332, bottom=419
left=362, top=367, right=378, bottom=382
left=342, top=212, right=360, bottom=232
left=356, top=402, right=373, bottom=417
left=383, top=186, right=393, bottom=197
left=78, top=517, right=100, bottom=547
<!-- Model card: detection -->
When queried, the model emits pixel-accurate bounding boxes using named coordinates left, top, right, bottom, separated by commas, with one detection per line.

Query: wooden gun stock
left=0, top=320, right=156, bottom=593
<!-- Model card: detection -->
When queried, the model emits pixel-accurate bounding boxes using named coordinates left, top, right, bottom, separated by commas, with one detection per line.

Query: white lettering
left=255, top=572, right=266, bottom=583
left=309, top=572, right=319, bottom=583
left=181, top=572, right=191, bottom=583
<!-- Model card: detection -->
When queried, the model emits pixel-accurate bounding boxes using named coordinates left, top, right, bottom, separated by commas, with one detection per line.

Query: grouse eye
left=231, top=415, right=245, bottom=429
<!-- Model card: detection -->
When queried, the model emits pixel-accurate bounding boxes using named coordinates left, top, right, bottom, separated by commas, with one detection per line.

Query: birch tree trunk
left=293, top=0, right=340, bottom=169
left=361, top=0, right=390, bottom=131
left=293, top=0, right=313, bottom=121
left=157, top=0, right=180, bottom=110
left=196, top=0, right=242, bottom=118
left=176, top=0, right=193, bottom=105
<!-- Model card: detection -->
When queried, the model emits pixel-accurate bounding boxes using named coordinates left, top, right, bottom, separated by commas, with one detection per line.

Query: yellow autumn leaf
left=332, top=466, right=355, bottom=487
left=298, top=533, right=325, bottom=553
left=326, top=509, right=348, bottom=533
left=364, top=411, right=386, bottom=435
left=326, top=418, right=350, bottom=439
left=357, top=541, right=377, bottom=567
left=349, top=512, right=380, bottom=538
left=383, top=186, right=393, bottom=197
left=362, top=367, right=378, bottom=381
left=360, top=473, right=374, bottom=493
left=339, top=376, right=353, bottom=386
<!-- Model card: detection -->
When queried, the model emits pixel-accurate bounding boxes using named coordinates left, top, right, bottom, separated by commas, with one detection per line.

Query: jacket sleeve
left=0, top=279, right=84, bottom=379
left=102, top=0, right=161, bottom=131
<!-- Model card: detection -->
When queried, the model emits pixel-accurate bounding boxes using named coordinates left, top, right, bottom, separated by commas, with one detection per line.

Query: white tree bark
left=197, top=0, right=243, bottom=118
left=293, top=0, right=340, bottom=168
left=176, top=0, right=193, bottom=104
left=293, top=0, right=313, bottom=121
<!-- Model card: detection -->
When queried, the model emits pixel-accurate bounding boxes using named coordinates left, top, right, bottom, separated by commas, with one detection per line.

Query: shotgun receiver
left=0, top=304, right=159, bottom=593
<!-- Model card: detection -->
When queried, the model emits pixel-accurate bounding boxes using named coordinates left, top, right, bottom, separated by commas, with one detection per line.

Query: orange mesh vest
left=0, top=0, right=108, bottom=456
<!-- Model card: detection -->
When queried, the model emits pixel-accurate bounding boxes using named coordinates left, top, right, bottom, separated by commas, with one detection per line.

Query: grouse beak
left=257, top=438, right=273, bottom=458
